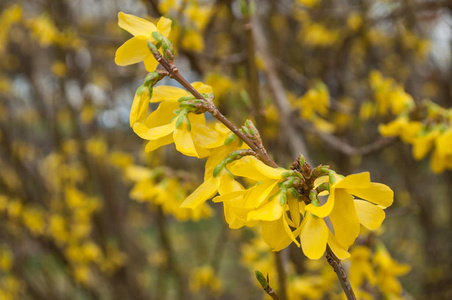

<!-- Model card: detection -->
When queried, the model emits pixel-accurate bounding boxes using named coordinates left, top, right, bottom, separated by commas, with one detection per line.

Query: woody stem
left=153, top=46, right=356, bottom=300
left=325, top=246, right=357, bottom=300
left=154, top=52, right=278, bottom=168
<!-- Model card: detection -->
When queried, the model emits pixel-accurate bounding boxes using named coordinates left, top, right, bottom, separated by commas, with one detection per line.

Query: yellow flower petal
left=247, top=196, right=283, bottom=221
left=354, top=200, right=385, bottom=230
left=143, top=52, right=159, bottom=72
left=144, top=100, right=179, bottom=128
left=335, top=172, right=370, bottom=189
left=144, top=135, right=174, bottom=152
left=436, top=129, right=452, bottom=156
left=329, top=190, right=360, bottom=248
left=346, top=183, right=393, bottom=207
left=305, top=188, right=335, bottom=218
left=193, top=123, right=222, bottom=148
left=204, top=145, right=236, bottom=180
left=243, top=180, right=278, bottom=209
left=130, top=88, right=149, bottom=127
left=288, top=196, right=300, bottom=226
left=118, top=12, right=156, bottom=37
left=412, top=132, right=436, bottom=160
left=430, top=148, right=445, bottom=174
left=262, top=217, right=303, bottom=251
left=157, top=17, right=172, bottom=37
left=282, top=212, right=300, bottom=247
left=151, top=85, right=187, bottom=103
left=218, top=172, right=242, bottom=195
left=228, top=157, right=269, bottom=181
left=327, top=230, right=350, bottom=260
left=133, top=120, right=176, bottom=140
left=212, top=190, right=246, bottom=203
left=173, top=123, right=198, bottom=156
left=115, top=36, right=149, bottom=66
left=181, top=177, right=220, bottom=208
left=250, top=157, right=285, bottom=179
left=191, top=82, right=213, bottom=94
left=299, top=213, right=328, bottom=260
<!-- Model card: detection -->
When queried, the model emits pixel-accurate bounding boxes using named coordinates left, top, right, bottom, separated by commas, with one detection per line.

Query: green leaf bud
left=175, top=115, right=185, bottom=129
left=224, top=133, right=237, bottom=145
left=255, top=270, right=269, bottom=290
left=136, top=85, right=146, bottom=96
left=213, top=163, right=224, bottom=177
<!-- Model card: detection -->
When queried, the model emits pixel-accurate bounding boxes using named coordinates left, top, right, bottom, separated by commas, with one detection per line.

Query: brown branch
left=154, top=52, right=278, bottom=168
left=152, top=30, right=359, bottom=300
left=294, top=119, right=396, bottom=156
left=325, top=246, right=357, bottom=300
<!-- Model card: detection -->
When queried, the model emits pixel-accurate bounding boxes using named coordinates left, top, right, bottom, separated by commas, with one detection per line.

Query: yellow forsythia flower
left=304, top=172, right=393, bottom=258
left=115, top=12, right=172, bottom=72
left=132, top=83, right=221, bottom=158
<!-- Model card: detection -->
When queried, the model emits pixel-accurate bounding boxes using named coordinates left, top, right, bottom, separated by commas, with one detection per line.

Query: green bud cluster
left=309, top=190, right=320, bottom=206
left=278, top=172, right=305, bottom=205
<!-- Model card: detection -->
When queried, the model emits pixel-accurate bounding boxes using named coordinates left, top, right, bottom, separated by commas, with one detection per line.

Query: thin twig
left=152, top=36, right=358, bottom=300
left=154, top=52, right=278, bottom=168
left=325, top=246, right=357, bottom=300
left=255, top=270, right=281, bottom=300
left=294, top=119, right=396, bottom=156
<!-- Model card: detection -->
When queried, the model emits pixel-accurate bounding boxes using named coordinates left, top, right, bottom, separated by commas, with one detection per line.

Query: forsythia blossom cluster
left=115, top=12, right=394, bottom=260
left=378, top=100, right=452, bottom=173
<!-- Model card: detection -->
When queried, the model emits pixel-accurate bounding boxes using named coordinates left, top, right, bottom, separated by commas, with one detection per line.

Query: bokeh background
left=0, top=0, right=451, bottom=299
